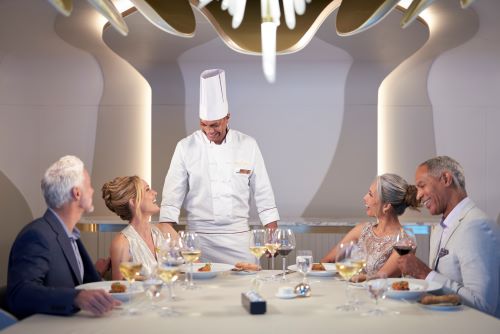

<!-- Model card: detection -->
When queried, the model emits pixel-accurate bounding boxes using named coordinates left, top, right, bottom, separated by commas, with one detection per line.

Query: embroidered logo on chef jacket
left=237, top=169, right=251, bottom=174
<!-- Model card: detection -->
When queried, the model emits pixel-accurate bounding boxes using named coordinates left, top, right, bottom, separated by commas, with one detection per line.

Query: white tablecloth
left=4, top=271, right=499, bottom=333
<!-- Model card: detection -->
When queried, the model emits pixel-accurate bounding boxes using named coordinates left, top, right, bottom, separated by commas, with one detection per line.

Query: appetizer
left=311, top=263, right=326, bottom=271
left=198, top=263, right=212, bottom=272
left=232, top=262, right=261, bottom=271
left=109, top=281, right=127, bottom=293
left=391, top=281, right=410, bottom=291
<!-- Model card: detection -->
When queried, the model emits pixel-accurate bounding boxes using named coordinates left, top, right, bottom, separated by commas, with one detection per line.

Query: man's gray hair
left=41, top=155, right=85, bottom=209
left=420, top=156, right=466, bottom=191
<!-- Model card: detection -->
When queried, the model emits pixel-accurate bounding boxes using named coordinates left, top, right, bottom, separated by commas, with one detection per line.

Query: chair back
left=0, top=309, right=17, bottom=330
left=0, top=287, right=16, bottom=330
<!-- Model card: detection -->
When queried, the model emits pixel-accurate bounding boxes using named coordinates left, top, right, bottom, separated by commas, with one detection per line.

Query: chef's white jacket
left=160, top=129, right=280, bottom=234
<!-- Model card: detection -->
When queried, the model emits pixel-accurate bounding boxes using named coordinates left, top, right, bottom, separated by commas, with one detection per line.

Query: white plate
left=76, top=281, right=143, bottom=302
left=288, top=263, right=337, bottom=277
left=385, top=279, right=442, bottom=300
left=180, top=263, right=234, bottom=279
left=419, top=302, right=463, bottom=311
left=231, top=269, right=258, bottom=275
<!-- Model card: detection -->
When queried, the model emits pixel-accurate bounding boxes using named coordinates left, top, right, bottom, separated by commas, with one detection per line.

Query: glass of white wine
left=179, top=231, right=201, bottom=290
left=264, top=228, right=279, bottom=271
left=249, top=229, right=267, bottom=265
left=119, top=261, right=143, bottom=291
left=275, top=228, right=296, bottom=281
left=335, top=242, right=358, bottom=311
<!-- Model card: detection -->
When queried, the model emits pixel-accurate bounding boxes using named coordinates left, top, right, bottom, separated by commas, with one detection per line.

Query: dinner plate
left=288, top=263, right=337, bottom=277
left=419, top=302, right=463, bottom=311
left=76, top=280, right=143, bottom=302
left=231, top=269, right=258, bottom=275
left=180, top=263, right=234, bottom=279
left=385, top=278, right=442, bottom=300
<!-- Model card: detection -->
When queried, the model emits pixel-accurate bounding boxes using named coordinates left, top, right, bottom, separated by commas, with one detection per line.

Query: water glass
left=296, top=250, right=313, bottom=282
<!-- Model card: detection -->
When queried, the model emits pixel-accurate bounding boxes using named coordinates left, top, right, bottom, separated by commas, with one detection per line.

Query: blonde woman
left=102, top=176, right=178, bottom=280
left=321, top=173, right=420, bottom=279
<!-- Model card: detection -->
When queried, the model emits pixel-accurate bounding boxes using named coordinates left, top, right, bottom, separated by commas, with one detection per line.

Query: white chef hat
left=199, top=69, right=228, bottom=121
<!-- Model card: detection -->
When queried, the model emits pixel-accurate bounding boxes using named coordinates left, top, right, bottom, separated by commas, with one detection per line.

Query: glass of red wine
left=393, top=227, right=417, bottom=277
left=275, top=228, right=296, bottom=281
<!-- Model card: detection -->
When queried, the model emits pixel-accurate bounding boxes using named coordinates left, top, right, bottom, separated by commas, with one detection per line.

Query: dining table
left=3, top=270, right=499, bottom=334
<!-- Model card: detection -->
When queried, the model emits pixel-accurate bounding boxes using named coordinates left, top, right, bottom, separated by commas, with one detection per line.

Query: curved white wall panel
left=379, top=0, right=478, bottom=223
left=0, top=0, right=102, bottom=217
left=428, top=0, right=500, bottom=220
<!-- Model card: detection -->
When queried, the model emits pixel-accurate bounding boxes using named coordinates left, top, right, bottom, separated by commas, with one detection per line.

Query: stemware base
left=336, top=303, right=358, bottom=312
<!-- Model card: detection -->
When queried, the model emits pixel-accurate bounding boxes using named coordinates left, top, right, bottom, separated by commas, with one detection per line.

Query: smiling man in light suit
left=398, top=156, right=499, bottom=318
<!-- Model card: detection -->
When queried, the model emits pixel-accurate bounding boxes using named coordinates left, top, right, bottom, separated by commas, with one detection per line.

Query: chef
left=159, top=69, right=279, bottom=264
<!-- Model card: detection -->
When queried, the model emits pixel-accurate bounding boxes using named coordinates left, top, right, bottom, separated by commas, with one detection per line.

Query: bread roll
left=420, top=294, right=461, bottom=305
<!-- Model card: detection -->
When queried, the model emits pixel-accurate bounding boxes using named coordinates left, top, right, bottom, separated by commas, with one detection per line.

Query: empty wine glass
left=364, top=273, right=388, bottom=316
left=393, top=227, right=417, bottom=277
left=143, top=275, right=164, bottom=310
left=351, top=243, right=367, bottom=282
left=335, top=242, right=358, bottom=311
left=177, top=231, right=189, bottom=287
left=275, top=228, right=296, bottom=281
left=264, top=228, right=279, bottom=271
left=296, top=250, right=313, bottom=283
left=179, top=231, right=201, bottom=290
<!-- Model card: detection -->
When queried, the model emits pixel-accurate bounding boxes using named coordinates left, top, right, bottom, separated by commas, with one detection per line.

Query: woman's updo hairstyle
left=376, top=173, right=420, bottom=216
left=102, top=176, right=143, bottom=221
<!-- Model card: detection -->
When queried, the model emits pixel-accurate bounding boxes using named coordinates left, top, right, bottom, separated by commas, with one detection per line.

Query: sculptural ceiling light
left=47, top=0, right=476, bottom=83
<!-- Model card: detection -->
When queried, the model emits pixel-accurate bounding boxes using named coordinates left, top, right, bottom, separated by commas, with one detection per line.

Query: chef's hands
left=75, top=289, right=120, bottom=316
left=397, top=253, right=432, bottom=279
left=265, top=221, right=278, bottom=231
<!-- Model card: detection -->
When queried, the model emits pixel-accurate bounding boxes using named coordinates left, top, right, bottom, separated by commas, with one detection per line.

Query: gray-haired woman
left=321, top=173, right=420, bottom=280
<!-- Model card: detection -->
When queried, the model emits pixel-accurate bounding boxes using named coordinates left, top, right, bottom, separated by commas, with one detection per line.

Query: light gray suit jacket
left=429, top=199, right=500, bottom=318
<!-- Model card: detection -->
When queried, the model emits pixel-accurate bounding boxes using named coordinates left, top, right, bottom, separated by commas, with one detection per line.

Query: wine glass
left=335, top=242, right=358, bottom=311
left=142, top=275, right=164, bottom=310
left=249, top=229, right=267, bottom=265
left=179, top=231, right=201, bottom=290
left=275, top=228, right=296, bottom=281
left=119, top=261, right=142, bottom=291
left=364, top=273, right=388, bottom=316
left=176, top=231, right=189, bottom=287
left=264, top=228, right=279, bottom=271
left=296, top=250, right=313, bottom=283
left=351, top=243, right=367, bottom=281
left=393, top=227, right=417, bottom=277
left=158, top=237, right=183, bottom=301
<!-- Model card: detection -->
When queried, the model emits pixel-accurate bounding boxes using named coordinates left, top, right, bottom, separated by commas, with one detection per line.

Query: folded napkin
left=420, top=294, right=461, bottom=305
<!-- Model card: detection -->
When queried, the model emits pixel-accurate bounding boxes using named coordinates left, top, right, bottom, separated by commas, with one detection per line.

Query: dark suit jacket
left=7, top=209, right=101, bottom=319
